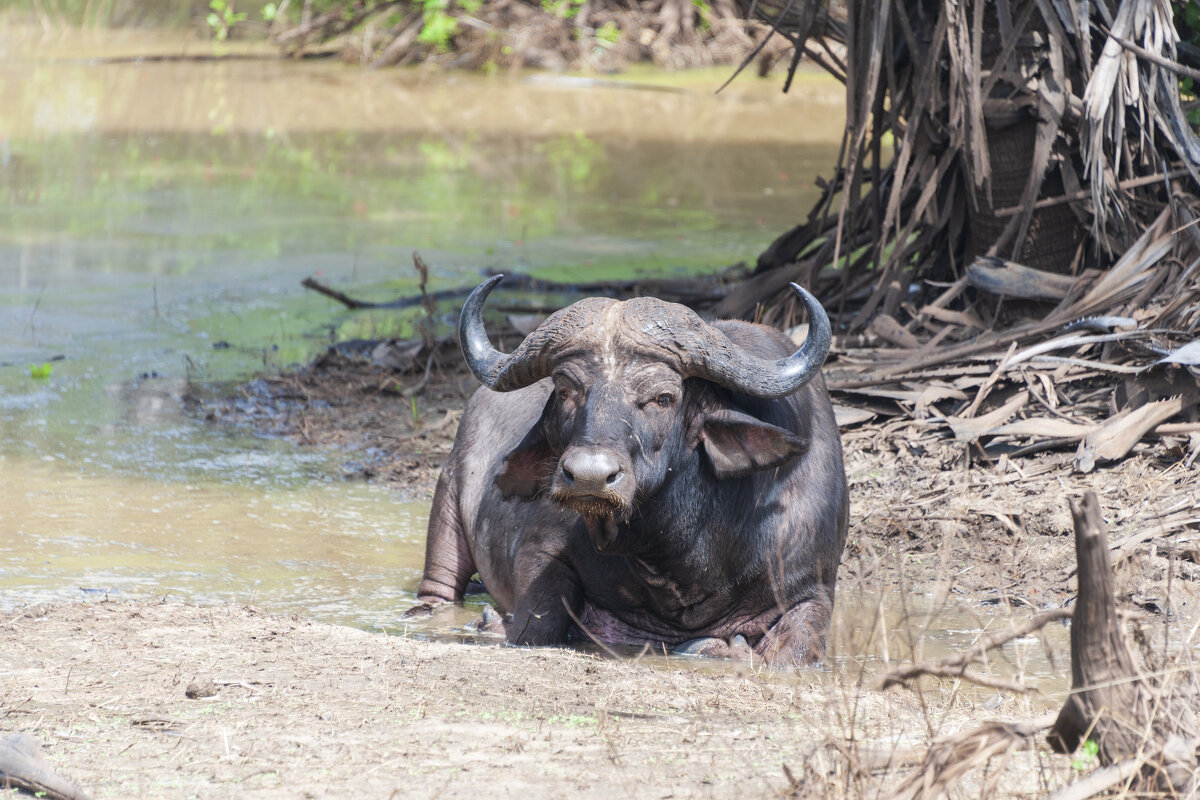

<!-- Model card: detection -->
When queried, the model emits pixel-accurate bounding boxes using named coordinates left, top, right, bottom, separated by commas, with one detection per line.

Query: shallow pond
left=0, top=26, right=1062, bottom=686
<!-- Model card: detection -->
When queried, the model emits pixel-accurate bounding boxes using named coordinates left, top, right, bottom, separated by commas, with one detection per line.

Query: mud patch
left=6, top=355, right=1198, bottom=798
left=194, top=354, right=1200, bottom=613
left=188, top=350, right=477, bottom=494
left=0, top=601, right=1076, bottom=800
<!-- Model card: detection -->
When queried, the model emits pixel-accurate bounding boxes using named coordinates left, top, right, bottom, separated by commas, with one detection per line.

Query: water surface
left=0, top=27, right=1061, bottom=686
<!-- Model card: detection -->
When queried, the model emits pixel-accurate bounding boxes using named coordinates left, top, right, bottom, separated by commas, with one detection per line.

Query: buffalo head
left=458, top=275, right=832, bottom=552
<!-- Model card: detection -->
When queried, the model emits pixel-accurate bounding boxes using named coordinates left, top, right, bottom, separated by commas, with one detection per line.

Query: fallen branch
left=1044, top=755, right=1145, bottom=800
left=878, top=607, right=1072, bottom=693
left=301, top=277, right=374, bottom=308
left=301, top=271, right=726, bottom=312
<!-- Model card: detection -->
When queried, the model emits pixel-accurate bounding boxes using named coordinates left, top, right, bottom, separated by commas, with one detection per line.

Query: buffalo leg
left=415, top=473, right=476, bottom=604
left=673, top=634, right=754, bottom=661
left=507, top=554, right=582, bottom=646
left=756, top=587, right=834, bottom=666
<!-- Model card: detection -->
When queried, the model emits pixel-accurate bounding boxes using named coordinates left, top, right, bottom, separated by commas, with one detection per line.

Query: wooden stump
left=1048, top=491, right=1147, bottom=759
left=1048, top=491, right=1199, bottom=796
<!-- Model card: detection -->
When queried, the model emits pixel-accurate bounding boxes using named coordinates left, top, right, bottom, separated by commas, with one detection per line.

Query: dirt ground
left=3, top=599, right=1075, bottom=800
left=6, top=350, right=1198, bottom=799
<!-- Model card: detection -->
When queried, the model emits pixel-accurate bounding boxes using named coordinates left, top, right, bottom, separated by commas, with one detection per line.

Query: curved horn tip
left=461, top=274, right=506, bottom=316
left=788, top=282, right=830, bottom=329
left=459, top=274, right=510, bottom=388
left=787, top=282, right=816, bottom=307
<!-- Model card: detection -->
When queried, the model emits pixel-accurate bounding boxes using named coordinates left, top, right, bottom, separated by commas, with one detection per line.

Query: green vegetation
left=1070, top=739, right=1099, bottom=772
left=205, top=0, right=247, bottom=41
left=541, top=0, right=585, bottom=19
left=415, top=0, right=468, bottom=51
left=1175, top=1, right=1200, bottom=127
left=594, top=21, right=620, bottom=48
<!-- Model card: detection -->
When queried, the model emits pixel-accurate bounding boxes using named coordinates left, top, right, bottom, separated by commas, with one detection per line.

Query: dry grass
left=1, top=599, right=1080, bottom=800
left=270, top=0, right=787, bottom=72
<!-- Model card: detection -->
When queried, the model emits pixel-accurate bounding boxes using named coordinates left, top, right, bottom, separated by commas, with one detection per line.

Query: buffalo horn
left=663, top=283, right=831, bottom=399
left=460, top=276, right=831, bottom=398
left=459, top=274, right=588, bottom=391
left=458, top=274, right=510, bottom=388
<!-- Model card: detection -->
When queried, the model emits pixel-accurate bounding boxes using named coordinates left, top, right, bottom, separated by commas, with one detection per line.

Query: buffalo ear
left=495, top=426, right=557, bottom=498
left=700, top=409, right=808, bottom=479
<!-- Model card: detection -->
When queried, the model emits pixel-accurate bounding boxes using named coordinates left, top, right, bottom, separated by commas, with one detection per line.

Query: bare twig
left=878, top=607, right=1072, bottom=692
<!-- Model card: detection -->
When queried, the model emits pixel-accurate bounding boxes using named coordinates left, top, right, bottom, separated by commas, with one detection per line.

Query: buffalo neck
left=622, top=448, right=777, bottom=593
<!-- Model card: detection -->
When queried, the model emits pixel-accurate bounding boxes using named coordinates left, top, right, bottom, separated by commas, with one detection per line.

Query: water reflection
left=0, top=29, right=869, bottom=662
left=829, top=589, right=1069, bottom=695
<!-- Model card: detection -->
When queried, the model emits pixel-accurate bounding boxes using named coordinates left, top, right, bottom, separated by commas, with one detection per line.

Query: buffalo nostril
left=561, top=450, right=622, bottom=493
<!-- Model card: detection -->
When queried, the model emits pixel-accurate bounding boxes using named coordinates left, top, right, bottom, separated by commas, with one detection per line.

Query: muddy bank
left=265, top=0, right=801, bottom=73
left=189, top=349, right=480, bottom=491
left=196, top=349, right=1200, bottom=610
left=4, top=352, right=1197, bottom=799
left=3, top=600, right=1068, bottom=800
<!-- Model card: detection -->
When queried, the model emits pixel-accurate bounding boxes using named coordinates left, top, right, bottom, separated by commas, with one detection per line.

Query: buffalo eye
left=556, top=387, right=575, bottom=404
left=654, top=393, right=673, bottom=408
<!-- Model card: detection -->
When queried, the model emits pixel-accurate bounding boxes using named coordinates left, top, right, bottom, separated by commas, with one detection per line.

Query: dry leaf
left=946, top=391, right=1030, bottom=442
left=1076, top=396, right=1187, bottom=472
left=989, top=417, right=1094, bottom=439
left=834, top=405, right=876, bottom=428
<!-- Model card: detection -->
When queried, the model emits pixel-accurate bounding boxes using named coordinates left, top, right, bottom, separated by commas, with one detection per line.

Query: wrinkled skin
left=415, top=313, right=848, bottom=665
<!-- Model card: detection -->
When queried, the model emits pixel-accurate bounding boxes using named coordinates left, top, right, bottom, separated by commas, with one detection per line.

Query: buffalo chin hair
left=553, top=492, right=629, bottom=524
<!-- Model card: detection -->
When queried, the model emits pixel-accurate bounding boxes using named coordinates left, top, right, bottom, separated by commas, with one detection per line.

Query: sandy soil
left=3, top=601, right=1073, bottom=800
left=6, top=351, right=1198, bottom=799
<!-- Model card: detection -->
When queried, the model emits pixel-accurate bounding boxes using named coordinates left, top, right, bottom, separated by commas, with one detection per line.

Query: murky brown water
left=0, top=25, right=1065, bottom=686
left=0, top=456, right=431, bottom=625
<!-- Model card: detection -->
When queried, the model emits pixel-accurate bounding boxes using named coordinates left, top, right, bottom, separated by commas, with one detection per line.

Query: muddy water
left=0, top=26, right=1061, bottom=685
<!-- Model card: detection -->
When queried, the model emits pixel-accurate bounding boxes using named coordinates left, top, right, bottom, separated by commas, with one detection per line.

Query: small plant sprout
left=29, top=363, right=53, bottom=379
left=1071, top=739, right=1099, bottom=772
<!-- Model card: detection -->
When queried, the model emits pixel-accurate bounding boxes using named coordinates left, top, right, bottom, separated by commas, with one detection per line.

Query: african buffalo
left=413, top=276, right=848, bottom=664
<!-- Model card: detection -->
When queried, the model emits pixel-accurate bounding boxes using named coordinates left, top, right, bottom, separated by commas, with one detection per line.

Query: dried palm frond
left=732, top=0, right=1200, bottom=330
left=725, top=0, right=1200, bottom=468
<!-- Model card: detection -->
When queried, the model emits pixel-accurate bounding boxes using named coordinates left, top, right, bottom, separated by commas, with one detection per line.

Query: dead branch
left=300, top=276, right=374, bottom=309
left=890, top=714, right=1057, bottom=800
left=878, top=607, right=1072, bottom=693
left=301, top=270, right=727, bottom=312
